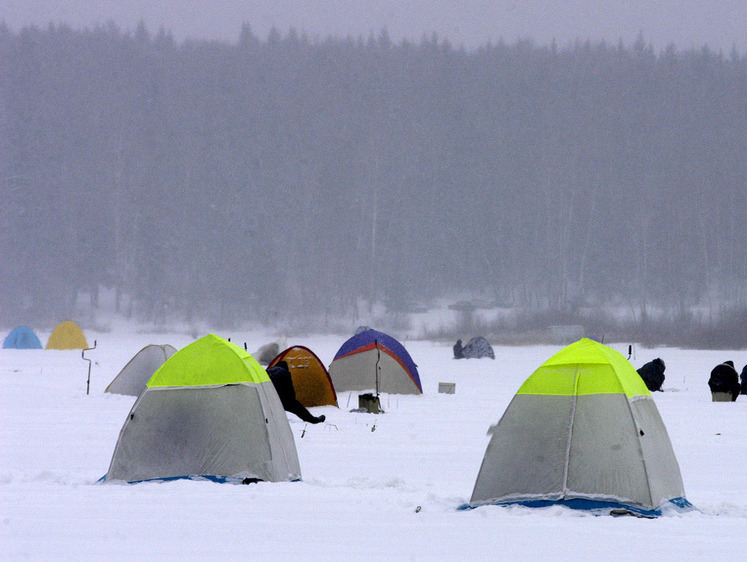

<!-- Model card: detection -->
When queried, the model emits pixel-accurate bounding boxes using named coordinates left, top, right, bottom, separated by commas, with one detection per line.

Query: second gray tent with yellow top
left=470, top=338, right=691, bottom=517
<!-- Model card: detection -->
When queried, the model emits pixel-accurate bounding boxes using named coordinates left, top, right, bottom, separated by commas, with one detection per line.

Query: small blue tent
left=3, top=326, right=43, bottom=349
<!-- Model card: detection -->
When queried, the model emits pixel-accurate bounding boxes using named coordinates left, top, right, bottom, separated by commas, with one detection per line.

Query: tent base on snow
left=461, top=496, right=692, bottom=518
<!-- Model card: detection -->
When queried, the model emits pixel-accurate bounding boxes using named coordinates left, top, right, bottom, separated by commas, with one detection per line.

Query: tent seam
left=560, top=365, right=581, bottom=497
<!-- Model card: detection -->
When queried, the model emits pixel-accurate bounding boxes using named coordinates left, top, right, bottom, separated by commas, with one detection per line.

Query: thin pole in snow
left=82, top=340, right=97, bottom=395
left=374, top=339, right=381, bottom=398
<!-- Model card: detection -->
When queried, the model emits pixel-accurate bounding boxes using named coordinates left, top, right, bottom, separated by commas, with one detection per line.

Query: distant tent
left=269, top=346, right=338, bottom=407
left=469, top=338, right=690, bottom=517
left=252, top=336, right=288, bottom=365
left=328, top=329, right=422, bottom=395
left=104, top=334, right=301, bottom=484
left=3, top=326, right=43, bottom=349
left=105, top=344, right=178, bottom=396
left=455, top=336, right=495, bottom=359
left=45, top=321, right=88, bottom=350
left=464, top=336, right=494, bottom=359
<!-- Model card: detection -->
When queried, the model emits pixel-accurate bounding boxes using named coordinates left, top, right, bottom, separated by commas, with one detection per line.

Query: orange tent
left=269, top=346, right=338, bottom=407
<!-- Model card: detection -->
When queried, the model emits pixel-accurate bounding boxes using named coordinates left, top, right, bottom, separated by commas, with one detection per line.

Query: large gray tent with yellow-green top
left=104, top=334, right=301, bottom=484
left=470, top=338, right=690, bottom=517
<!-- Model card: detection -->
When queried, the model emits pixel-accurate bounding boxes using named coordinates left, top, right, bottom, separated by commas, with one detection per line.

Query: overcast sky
left=2, top=0, right=746, bottom=53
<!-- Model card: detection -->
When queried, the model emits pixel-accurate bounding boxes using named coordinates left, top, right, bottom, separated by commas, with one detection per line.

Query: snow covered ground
left=2, top=324, right=747, bottom=559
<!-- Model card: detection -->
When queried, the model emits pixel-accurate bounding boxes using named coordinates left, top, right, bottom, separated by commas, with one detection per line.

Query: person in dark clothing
left=267, top=361, right=326, bottom=424
left=708, top=360, right=741, bottom=402
left=740, top=365, right=747, bottom=396
left=453, top=339, right=464, bottom=359
left=636, top=358, right=666, bottom=392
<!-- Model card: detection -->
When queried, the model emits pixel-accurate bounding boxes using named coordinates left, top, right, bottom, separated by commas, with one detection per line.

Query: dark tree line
left=1, top=22, right=745, bottom=327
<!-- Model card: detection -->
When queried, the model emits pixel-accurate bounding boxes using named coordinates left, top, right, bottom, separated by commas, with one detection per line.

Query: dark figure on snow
left=453, top=339, right=465, bottom=359
left=267, top=361, right=326, bottom=424
left=740, top=365, right=747, bottom=396
left=636, top=358, right=666, bottom=392
left=708, top=360, right=741, bottom=402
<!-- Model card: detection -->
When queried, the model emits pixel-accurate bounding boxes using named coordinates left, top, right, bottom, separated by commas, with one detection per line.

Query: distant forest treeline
left=1, top=23, right=745, bottom=332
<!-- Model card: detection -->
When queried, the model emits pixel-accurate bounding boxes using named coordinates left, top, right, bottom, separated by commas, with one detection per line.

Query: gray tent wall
left=470, top=392, right=685, bottom=512
left=328, top=349, right=421, bottom=395
left=105, top=380, right=301, bottom=483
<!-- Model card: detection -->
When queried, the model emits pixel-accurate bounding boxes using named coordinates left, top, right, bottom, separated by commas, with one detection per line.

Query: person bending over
left=267, top=361, right=326, bottom=424
left=637, top=358, right=666, bottom=392
left=708, top=360, right=740, bottom=402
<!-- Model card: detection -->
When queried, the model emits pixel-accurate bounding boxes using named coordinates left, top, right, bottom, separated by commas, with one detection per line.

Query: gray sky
left=2, top=0, right=746, bottom=53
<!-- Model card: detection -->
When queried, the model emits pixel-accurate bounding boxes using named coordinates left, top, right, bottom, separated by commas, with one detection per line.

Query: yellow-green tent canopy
left=147, top=334, right=269, bottom=388
left=517, top=337, right=650, bottom=399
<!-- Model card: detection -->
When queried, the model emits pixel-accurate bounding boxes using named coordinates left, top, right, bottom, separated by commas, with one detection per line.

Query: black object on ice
left=636, top=358, right=666, bottom=392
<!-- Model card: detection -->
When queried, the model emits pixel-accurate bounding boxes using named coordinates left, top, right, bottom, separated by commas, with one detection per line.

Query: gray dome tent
left=105, top=344, right=177, bottom=396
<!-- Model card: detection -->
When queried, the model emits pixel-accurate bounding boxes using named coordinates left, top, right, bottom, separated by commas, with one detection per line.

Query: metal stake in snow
left=82, top=340, right=97, bottom=395
left=357, top=339, right=384, bottom=413
left=374, top=339, right=381, bottom=398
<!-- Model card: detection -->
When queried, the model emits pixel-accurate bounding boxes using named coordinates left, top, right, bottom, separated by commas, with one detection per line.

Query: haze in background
left=2, top=0, right=746, bottom=53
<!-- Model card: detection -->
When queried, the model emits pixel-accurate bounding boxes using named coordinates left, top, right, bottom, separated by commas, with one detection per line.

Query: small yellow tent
left=269, top=346, right=338, bottom=407
left=46, top=321, right=88, bottom=350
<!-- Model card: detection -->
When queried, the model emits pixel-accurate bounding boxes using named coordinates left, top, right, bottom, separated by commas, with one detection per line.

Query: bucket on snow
left=438, top=382, right=456, bottom=394
left=358, top=393, right=383, bottom=413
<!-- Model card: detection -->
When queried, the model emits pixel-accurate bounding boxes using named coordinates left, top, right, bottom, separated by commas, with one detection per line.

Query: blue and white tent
left=328, top=329, right=422, bottom=395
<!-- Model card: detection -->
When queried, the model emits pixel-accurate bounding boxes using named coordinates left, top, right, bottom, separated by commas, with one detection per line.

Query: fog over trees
left=1, top=23, right=745, bottom=340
